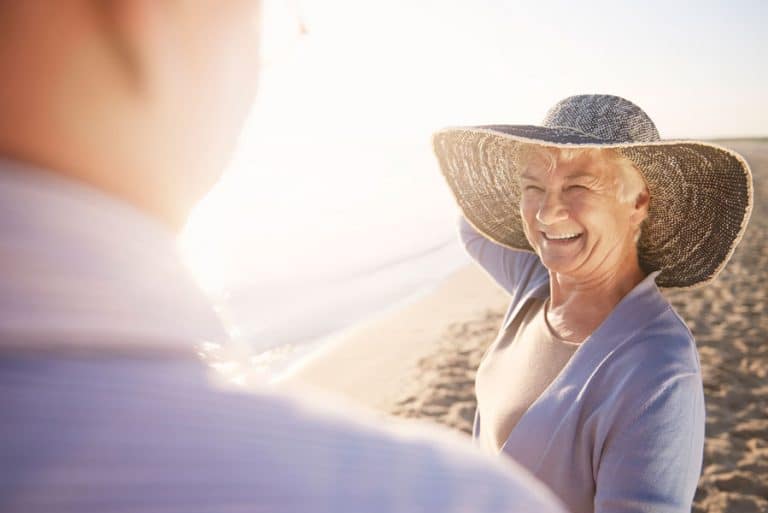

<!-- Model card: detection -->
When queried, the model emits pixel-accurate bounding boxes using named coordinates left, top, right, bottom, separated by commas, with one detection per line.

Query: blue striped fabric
left=0, top=355, right=565, bottom=513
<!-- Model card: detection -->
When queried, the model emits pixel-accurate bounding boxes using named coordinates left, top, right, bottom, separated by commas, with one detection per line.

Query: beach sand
left=281, top=139, right=768, bottom=513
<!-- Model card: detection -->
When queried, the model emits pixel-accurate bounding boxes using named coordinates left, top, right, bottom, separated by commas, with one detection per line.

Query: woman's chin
left=537, top=240, right=585, bottom=272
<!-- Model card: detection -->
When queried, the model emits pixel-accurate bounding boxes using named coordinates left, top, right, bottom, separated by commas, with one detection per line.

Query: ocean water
left=178, top=21, right=481, bottom=376
left=214, top=238, right=468, bottom=378
left=181, top=137, right=469, bottom=377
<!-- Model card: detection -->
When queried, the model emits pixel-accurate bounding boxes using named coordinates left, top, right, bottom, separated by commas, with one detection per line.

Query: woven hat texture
left=433, top=94, right=753, bottom=288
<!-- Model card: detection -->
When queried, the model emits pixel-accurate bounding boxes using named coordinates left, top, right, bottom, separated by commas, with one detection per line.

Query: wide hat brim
left=433, top=125, right=754, bottom=289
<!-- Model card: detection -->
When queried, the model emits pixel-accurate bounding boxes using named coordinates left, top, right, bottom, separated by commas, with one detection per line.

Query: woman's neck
left=546, top=257, right=646, bottom=343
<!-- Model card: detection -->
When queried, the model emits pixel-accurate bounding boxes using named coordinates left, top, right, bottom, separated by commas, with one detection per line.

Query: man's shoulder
left=0, top=354, right=567, bottom=513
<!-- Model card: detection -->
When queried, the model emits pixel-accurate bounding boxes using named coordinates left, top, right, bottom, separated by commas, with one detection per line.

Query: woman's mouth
left=542, top=232, right=582, bottom=242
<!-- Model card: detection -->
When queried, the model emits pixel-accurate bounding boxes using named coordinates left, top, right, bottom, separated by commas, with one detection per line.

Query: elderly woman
left=432, top=95, right=753, bottom=513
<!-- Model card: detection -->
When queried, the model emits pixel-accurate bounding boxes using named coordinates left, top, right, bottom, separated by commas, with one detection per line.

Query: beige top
left=475, top=297, right=580, bottom=453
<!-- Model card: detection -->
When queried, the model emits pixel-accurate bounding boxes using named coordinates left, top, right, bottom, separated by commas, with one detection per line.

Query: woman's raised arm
left=459, top=216, right=547, bottom=296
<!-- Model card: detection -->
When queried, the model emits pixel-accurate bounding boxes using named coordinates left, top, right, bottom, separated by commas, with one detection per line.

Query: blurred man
left=0, top=2, right=565, bottom=511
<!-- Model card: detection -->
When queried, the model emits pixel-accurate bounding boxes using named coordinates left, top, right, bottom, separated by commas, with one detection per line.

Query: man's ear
left=90, top=0, right=160, bottom=91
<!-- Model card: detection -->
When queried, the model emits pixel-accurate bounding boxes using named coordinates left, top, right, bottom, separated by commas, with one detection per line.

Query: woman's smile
left=538, top=229, right=586, bottom=263
left=541, top=231, right=583, bottom=242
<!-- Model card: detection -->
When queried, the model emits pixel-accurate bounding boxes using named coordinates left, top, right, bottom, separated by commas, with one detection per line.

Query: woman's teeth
left=543, top=233, right=581, bottom=241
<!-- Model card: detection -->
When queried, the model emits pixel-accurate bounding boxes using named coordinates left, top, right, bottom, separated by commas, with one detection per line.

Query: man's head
left=0, top=0, right=261, bottom=229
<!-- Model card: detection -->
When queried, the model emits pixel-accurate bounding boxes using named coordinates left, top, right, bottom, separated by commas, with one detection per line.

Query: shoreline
left=277, top=264, right=509, bottom=411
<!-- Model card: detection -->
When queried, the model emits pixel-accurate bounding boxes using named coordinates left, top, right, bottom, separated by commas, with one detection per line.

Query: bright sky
left=257, top=0, right=767, bottom=140
left=182, top=0, right=767, bottom=294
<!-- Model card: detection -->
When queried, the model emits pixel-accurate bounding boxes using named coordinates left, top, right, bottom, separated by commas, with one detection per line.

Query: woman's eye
left=567, top=184, right=589, bottom=191
left=524, top=185, right=543, bottom=192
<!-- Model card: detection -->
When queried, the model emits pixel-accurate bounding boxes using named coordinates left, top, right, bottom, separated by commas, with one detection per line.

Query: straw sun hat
left=432, top=94, right=753, bottom=289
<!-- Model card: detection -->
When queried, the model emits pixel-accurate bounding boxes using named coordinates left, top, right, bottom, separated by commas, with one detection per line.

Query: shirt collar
left=0, top=158, right=230, bottom=355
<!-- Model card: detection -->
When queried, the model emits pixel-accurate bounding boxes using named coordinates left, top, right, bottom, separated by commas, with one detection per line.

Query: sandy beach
left=281, top=139, right=768, bottom=513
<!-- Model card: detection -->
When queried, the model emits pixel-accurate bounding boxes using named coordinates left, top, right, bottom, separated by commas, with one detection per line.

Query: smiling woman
left=517, top=147, right=649, bottom=291
left=432, top=94, right=753, bottom=513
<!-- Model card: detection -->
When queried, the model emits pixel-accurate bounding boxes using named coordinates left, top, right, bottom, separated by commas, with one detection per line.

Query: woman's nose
left=535, top=191, right=569, bottom=225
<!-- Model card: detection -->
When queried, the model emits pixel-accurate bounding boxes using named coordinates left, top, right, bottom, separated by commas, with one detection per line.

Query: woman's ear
left=630, top=186, right=650, bottom=227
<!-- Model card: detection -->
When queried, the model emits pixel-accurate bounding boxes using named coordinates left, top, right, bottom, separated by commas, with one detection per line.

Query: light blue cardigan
left=461, top=219, right=705, bottom=513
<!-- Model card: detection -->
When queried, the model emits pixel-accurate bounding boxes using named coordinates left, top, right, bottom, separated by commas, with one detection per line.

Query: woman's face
left=519, top=149, right=648, bottom=282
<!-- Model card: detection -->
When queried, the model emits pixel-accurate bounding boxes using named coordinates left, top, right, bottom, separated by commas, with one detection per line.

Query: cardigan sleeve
left=459, top=217, right=547, bottom=296
left=593, top=373, right=705, bottom=513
